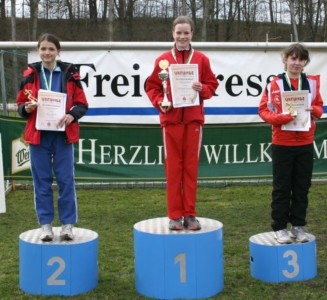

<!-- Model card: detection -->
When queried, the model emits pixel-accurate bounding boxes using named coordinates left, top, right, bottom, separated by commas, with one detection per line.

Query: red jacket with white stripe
left=259, top=73, right=323, bottom=146
left=16, top=61, right=88, bottom=145
left=146, top=46, right=218, bottom=126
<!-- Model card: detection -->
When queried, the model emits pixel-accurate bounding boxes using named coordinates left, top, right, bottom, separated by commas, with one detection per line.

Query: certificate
left=36, top=89, right=67, bottom=131
left=281, top=90, right=311, bottom=131
left=169, top=64, right=200, bottom=108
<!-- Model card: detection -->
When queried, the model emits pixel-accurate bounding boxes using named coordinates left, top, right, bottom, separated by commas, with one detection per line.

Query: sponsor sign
left=28, top=48, right=327, bottom=125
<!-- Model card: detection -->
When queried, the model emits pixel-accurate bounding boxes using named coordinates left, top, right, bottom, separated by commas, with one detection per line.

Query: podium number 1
left=175, top=253, right=186, bottom=283
left=282, top=250, right=300, bottom=278
left=47, top=256, right=66, bottom=285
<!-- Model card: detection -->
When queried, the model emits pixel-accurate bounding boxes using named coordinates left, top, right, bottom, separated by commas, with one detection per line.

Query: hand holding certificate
left=281, top=90, right=311, bottom=131
left=169, top=64, right=200, bottom=108
left=36, top=89, right=67, bottom=131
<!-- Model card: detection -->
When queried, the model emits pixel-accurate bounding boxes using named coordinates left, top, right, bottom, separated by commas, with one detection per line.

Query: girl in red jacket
left=16, top=33, right=88, bottom=241
left=259, top=43, right=323, bottom=244
left=146, top=16, right=218, bottom=230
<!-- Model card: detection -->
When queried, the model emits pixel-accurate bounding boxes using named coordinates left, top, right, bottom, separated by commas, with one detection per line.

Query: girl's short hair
left=172, top=16, right=194, bottom=32
left=37, top=33, right=61, bottom=50
left=282, top=43, right=310, bottom=65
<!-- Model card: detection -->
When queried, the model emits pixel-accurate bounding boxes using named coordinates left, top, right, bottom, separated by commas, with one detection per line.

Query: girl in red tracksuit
left=16, top=33, right=88, bottom=242
left=146, top=16, right=218, bottom=231
left=259, top=43, right=323, bottom=244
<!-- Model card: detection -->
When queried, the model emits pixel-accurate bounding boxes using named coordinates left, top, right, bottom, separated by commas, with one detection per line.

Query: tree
left=11, top=0, right=16, bottom=41
left=268, top=0, right=275, bottom=23
left=0, top=0, right=5, bottom=19
left=89, top=0, right=97, bottom=21
left=303, top=0, right=323, bottom=41
left=66, top=0, right=74, bottom=20
left=288, top=0, right=299, bottom=41
left=201, top=0, right=215, bottom=41
left=221, top=0, right=237, bottom=41
left=241, top=0, right=260, bottom=41
left=182, top=0, right=186, bottom=15
left=116, top=0, right=137, bottom=41
left=201, top=0, right=209, bottom=41
left=26, top=0, right=39, bottom=40
left=0, top=0, right=7, bottom=39
left=108, top=0, right=114, bottom=40
left=11, top=0, right=19, bottom=102
left=323, top=0, right=327, bottom=40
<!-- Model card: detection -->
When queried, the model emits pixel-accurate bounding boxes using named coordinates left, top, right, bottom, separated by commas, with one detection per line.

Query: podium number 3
left=47, top=256, right=66, bottom=285
left=175, top=253, right=186, bottom=283
left=282, top=250, right=300, bottom=278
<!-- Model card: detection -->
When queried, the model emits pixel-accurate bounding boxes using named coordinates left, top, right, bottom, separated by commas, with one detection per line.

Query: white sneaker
left=275, top=229, right=292, bottom=244
left=291, top=226, right=309, bottom=243
left=60, top=224, right=74, bottom=241
left=40, top=224, right=54, bottom=242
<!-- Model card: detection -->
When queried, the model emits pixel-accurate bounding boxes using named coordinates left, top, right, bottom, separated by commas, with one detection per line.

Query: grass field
left=0, top=183, right=326, bottom=300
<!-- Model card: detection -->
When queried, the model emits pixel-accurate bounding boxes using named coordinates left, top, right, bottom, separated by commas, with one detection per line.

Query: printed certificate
left=36, top=89, right=67, bottom=131
left=169, top=64, right=200, bottom=108
left=281, top=90, right=311, bottom=131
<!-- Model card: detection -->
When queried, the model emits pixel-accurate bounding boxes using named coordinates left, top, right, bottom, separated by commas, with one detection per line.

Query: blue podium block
left=19, top=227, right=98, bottom=296
left=249, top=231, right=317, bottom=283
left=134, top=217, right=224, bottom=299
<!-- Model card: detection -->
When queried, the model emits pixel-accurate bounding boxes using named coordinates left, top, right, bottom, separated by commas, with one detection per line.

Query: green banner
left=1, top=116, right=327, bottom=181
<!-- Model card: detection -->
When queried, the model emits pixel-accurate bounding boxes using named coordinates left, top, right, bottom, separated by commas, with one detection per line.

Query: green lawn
left=0, top=184, right=326, bottom=299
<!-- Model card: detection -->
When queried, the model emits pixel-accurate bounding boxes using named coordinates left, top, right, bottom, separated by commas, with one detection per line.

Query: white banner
left=29, top=47, right=327, bottom=124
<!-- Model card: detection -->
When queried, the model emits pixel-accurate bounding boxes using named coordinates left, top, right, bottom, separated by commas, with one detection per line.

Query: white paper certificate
left=169, top=64, right=200, bottom=108
left=281, top=90, right=311, bottom=131
left=36, top=89, right=67, bottom=131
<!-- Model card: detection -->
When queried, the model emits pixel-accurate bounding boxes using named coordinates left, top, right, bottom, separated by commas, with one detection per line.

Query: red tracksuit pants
left=162, top=122, right=202, bottom=219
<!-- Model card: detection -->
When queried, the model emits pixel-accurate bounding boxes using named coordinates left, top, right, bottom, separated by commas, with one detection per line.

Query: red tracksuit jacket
left=146, top=47, right=218, bottom=126
left=259, top=73, right=323, bottom=146
left=16, top=61, right=88, bottom=145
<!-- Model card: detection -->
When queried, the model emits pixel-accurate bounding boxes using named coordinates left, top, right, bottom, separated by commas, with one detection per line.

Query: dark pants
left=271, top=144, right=313, bottom=231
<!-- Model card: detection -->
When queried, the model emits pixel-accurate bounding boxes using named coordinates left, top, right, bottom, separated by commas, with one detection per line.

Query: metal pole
left=0, top=51, right=8, bottom=116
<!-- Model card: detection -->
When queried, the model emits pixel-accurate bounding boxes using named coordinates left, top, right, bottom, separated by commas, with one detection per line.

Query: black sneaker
left=169, top=218, right=183, bottom=230
left=184, top=216, right=201, bottom=230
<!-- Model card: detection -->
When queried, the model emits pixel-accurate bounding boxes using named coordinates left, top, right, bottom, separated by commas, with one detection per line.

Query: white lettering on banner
left=75, top=63, right=142, bottom=98
left=260, top=143, right=272, bottom=162
left=9, top=138, right=327, bottom=172
left=76, top=139, right=327, bottom=166
left=203, top=143, right=271, bottom=164
left=11, top=138, right=31, bottom=174
left=314, top=139, right=327, bottom=158
left=77, top=139, right=164, bottom=165
left=77, top=139, right=275, bottom=165
left=28, top=49, right=327, bottom=125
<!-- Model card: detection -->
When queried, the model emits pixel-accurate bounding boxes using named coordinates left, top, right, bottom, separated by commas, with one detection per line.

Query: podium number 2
left=175, top=253, right=186, bottom=283
left=282, top=250, right=299, bottom=278
left=47, top=256, right=66, bottom=285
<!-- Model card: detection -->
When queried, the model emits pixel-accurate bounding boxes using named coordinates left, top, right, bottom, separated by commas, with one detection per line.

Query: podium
left=134, top=217, right=224, bottom=299
left=19, top=227, right=98, bottom=296
left=249, top=231, right=317, bottom=283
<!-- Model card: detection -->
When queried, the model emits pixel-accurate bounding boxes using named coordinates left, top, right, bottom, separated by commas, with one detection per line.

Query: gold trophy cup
left=158, top=59, right=171, bottom=108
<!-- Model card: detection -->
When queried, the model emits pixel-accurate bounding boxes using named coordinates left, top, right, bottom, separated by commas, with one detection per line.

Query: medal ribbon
left=41, top=62, right=56, bottom=90
left=171, top=48, right=194, bottom=64
left=284, top=73, right=302, bottom=91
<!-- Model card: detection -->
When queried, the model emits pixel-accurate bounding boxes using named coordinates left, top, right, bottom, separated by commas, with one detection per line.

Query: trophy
left=286, top=102, right=297, bottom=117
left=24, top=89, right=39, bottom=108
left=158, top=59, right=171, bottom=109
